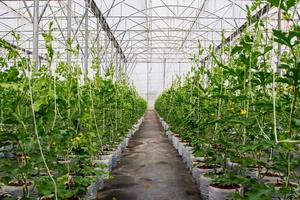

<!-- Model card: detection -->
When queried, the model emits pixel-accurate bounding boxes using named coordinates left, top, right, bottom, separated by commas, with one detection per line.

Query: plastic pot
left=85, top=177, right=104, bottom=200
left=127, top=130, right=133, bottom=138
left=165, top=130, right=171, bottom=137
left=178, top=141, right=187, bottom=156
left=189, top=156, right=206, bottom=172
left=208, top=183, right=242, bottom=200
left=188, top=154, right=196, bottom=171
left=121, top=140, right=127, bottom=151
left=0, top=182, right=34, bottom=198
left=261, top=172, right=282, bottom=184
left=167, top=131, right=173, bottom=144
left=245, top=168, right=259, bottom=179
left=0, top=152, right=14, bottom=158
left=180, top=143, right=187, bottom=160
left=226, top=159, right=240, bottom=170
left=102, top=150, right=117, bottom=169
left=114, top=145, right=122, bottom=164
left=159, top=117, right=163, bottom=122
left=92, top=159, right=110, bottom=173
left=172, top=135, right=179, bottom=150
left=271, top=182, right=299, bottom=200
left=192, top=165, right=220, bottom=186
left=165, top=124, right=169, bottom=130
left=161, top=121, right=166, bottom=129
left=125, top=137, right=129, bottom=147
left=183, top=146, right=193, bottom=166
left=99, top=154, right=113, bottom=171
left=199, top=174, right=213, bottom=200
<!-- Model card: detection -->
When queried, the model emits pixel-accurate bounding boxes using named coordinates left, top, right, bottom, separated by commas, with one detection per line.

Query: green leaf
left=286, top=0, right=298, bottom=10
left=267, top=0, right=298, bottom=11
left=273, top=29, right=292, bottom=47
left=0, top=82, right=22, bottom=91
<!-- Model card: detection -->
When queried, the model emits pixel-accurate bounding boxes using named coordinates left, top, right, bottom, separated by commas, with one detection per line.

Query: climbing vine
left=156, top=0, right=300, bottom=199
left=0, top=23, right=146, bottom=199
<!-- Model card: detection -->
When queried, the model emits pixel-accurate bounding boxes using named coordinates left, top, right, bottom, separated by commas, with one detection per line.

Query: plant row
left=156, top=0, right=300, bottom=199
left=0, top=23, right=147, bottom=199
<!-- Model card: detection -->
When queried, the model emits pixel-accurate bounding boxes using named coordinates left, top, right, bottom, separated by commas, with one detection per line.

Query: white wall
left=130, top=61, right=192, bottom=108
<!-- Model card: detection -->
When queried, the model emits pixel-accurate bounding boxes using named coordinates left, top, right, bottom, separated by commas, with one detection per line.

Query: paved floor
left=97, top=110, right=201, bottom=200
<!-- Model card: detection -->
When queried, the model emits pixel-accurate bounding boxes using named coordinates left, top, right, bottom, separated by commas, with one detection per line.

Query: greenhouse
left=0, top=0, right=299, bottom=199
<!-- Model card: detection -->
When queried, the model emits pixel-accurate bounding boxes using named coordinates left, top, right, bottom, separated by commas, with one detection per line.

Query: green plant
left=156, top=0, right=300, bottom=199
left=0, top=22, right=146, bottom=199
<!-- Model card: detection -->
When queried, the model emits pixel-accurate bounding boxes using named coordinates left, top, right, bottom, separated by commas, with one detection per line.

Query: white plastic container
left=189, top=156, right=207, bottom=172
left=192, top=166, right=218, bottom=186
left=162, top=121, right=166, bottom=129
left=165, top=124, right=169, bottom=130
left=261, top=172, right=281, bottom=183
left=121, top=139, right=127, bottom=151
left=172, top=135, right=179, bottom=150
left=125, top=137, right=129, bottom=147
left=115, top=145, right=122, bottom=163
left=102, top=150, right=117, bottom=168
left=0, top=181, right=34, bottom=198
left=178, top=141, right=187, bottom=156
left=199, top=174, right=213, bottom=200
left=208, top=184, right=242, bottom=200
left=226, top=159, right=240, bottom=170
left=245, top=168, right=259, bottom=179
left=165, top=130, right=171, bottom=137
left=192, top=167, right=202, bottom=185
left=167, top=131, right=173, bottom=143
left=188, top=154, right=196, bottom=171
left=92, top=159, right=110, bottom=173
left=99, top=154, right=113, bottom=171
left=184, top=146, right=193, bottom=166
left=271, top=182, right=298, bottom=200
left=85, top=176, right=104, bottom=199
left=159, top=117, right=163, bottom=122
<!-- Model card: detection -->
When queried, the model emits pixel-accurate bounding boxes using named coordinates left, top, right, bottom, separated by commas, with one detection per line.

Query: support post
left=147, top=62, right=150, bottom=103
left=115, top=50, right=118, bottom=80
left=111, top=41, right=114, bottom=79
left=104, top=36, right=108, bottom=71
left=277, top=8, right=281, bottom=74
left=84, top=0, right=89, bottom=77
left=33, top=0, right=39, bottom=69
left=163, top=58, right=166, bottom=89
left=67, top=0, right=72, bottom=63
left=119, top=56, right=123, bottom=80
left=97, top=17, right=101, bottom=75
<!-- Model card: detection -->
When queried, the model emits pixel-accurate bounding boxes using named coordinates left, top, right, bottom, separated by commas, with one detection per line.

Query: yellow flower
left=284, top=85, right=293, bottom=92
left=72, top=136, right=81, bottom=142
left=282, top=13, right=291, bottom=20
left=21, top=155, right=31, bottom=160
left=240, top=109, right=247, bottom=116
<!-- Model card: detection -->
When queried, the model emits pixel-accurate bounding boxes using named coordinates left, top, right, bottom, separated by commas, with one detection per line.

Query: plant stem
left=89, top=81, right=103, bottom=150
left=286, top=151, right=291, bottom=186
left=51, top=70, right=57, bottom=131
left=272, top=70, right=278, bottom=144
left=28, top=74, right=58, bottom=200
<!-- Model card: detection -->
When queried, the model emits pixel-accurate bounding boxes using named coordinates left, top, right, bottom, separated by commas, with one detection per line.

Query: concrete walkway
left=97, top=110, right=201, bottom=200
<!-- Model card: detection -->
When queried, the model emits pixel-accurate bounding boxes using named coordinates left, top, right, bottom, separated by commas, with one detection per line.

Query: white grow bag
left=199, top=174, right=213, bottom=200
left=172, top=135, right=179, bottom=150
left=178, top=142, right=188, bottom=156
left=192, top=166, right=217, bottom=186
left=208, top=184, right=242, bottom=200
left=183, top=146, right=193, bottom=166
